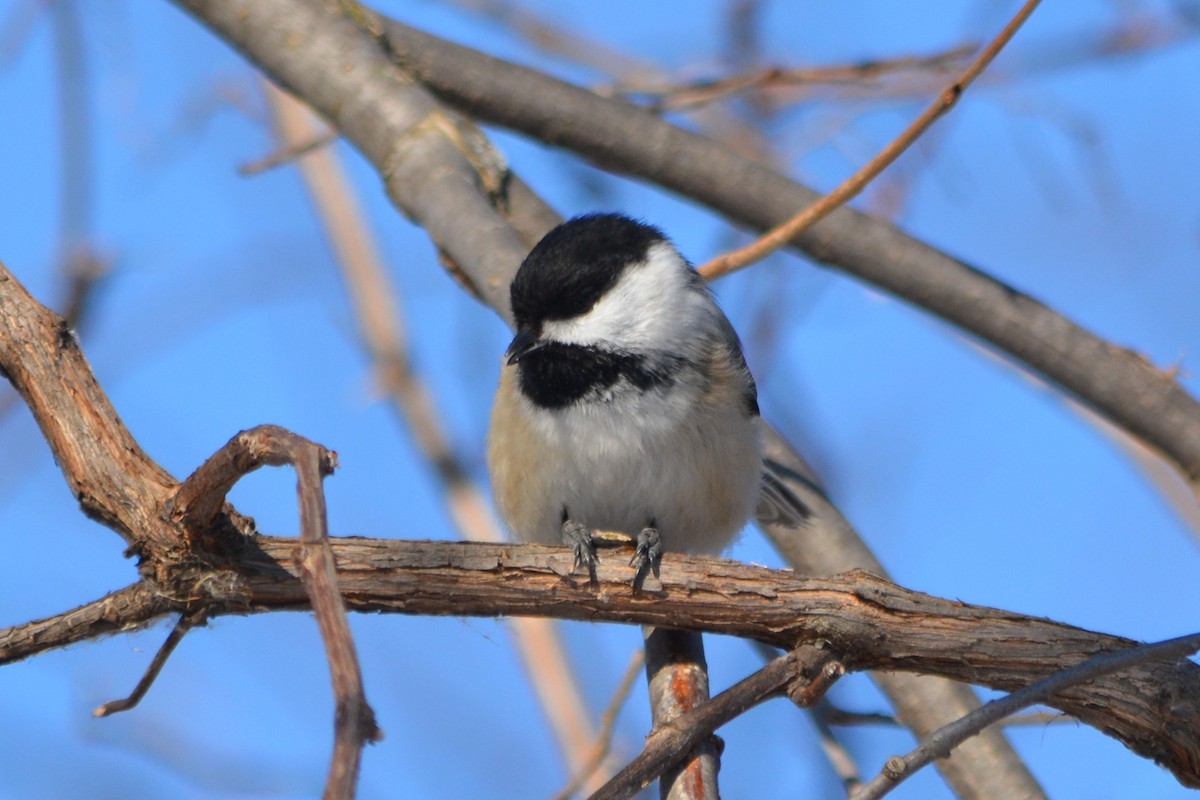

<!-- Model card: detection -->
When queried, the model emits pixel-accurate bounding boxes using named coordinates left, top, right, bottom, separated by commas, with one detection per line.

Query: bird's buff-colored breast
left=487, top=361, right=761, bottom=554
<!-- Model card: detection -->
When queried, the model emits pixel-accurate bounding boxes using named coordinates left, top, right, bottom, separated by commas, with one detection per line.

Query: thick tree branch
left=235, top=538, right=1200, bottom=788
left=642, top=629, right=720, bottom=800
left=6, top=537, right=1198, bottom=786
left=0, top=262, right=175, bottom=548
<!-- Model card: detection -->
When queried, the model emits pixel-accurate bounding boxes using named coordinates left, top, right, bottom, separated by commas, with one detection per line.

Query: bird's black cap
left=510, top=213, right=667, bottom=327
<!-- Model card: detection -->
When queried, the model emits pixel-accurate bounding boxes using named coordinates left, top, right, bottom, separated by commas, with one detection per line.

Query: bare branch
left=623, top=45, right=975, bottom=111
left=641, top=629, right=720, bottom=799
left=166, top=424, right=333, bottom=535
left=591, top=645, right=840, bottom=800
left=811, top=701, right=866, bottom=794
left=238, top=127, right=337, bottom=175
left=288, top=431, right=382, bottom=800
left=184, top=424, right=380, bottom=800
left=175, top=422, right=376, bottom=796
left=0, top=582, right=173, bottom=666
left=208, top=538, right=1199, bottom=789
left=0, top=260, right=176, bottom=547
left=3, top=535, right=1200, bottom=788
left=854, top=631, right=1200, bottom=800
left=698, top=0, right=1042, bottom=279
left=93, top=608, right=208, bottom=717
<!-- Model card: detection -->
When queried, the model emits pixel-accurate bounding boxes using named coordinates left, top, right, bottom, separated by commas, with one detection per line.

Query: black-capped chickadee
left=488, top=213, right=762, bottom=579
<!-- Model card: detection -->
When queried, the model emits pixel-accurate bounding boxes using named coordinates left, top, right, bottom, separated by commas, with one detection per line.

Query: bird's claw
left=630, top=526, right=663, bottom=587
left=561, top=519, right=598, bottom=583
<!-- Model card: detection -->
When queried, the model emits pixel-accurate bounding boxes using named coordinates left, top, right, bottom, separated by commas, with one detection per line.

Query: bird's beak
left=504, top=326, right=542, bottom=365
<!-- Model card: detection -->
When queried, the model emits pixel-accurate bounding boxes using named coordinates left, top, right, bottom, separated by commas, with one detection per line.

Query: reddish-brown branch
left=0, top=261, right=176, bottom=549
left=93, top=608, right=208, bottom=717
left=171, top=424, right=380, bottom=800
left=642, top=629, right=720, bottom=799
left=698, top=0, right=1041, bottom=279
left=3, top=538, right=1200, bottom=787
left=591, top=645, right=841, bottom=800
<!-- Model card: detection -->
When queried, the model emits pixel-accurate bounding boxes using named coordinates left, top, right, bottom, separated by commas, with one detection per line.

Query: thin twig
left=820, top=702, right=1071, bottom=729
left=238, top=128, right=338, bottom=175
left=749, top=640, right=863, bottom=790
left=590, top=645, right=840, bottom=800
left=444, top=0, right=657, bottom=81
left=698, top=0, right=1042, bottom=280
left=552, top=649, right=645, bottom=800
left=631, top=44, right=975, bottom=112
left=93, top=609, right=208, bottom=717
left=810, top=700, right=864, bottom=794
left=287, top=431, right=382, bottom=800
left=852, top=631, right=1200, bottom=800
left=52, top=0, right=108, bottom=334
left=444, top=0, right=782, bottom=166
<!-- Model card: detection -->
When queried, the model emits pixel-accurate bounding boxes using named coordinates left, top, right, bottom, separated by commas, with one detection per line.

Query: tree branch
left=0, top=261, right=175, bottom=549
left=0, top=581, right=172, bottom=665
left=641, top=629, right=720, bottom=799
left=853, top=631, right=1200, bottom=800
left=9, top=537, right=1194, bottom=785
left=93, top=608, right=208, bottom=717
left=175, top=424, right=382, bottom=800
left=233, top=538, right=1200, bottom=788
left=698, top=0, right=1041, bottom=278
left=592, top=645, right=841, bottom=800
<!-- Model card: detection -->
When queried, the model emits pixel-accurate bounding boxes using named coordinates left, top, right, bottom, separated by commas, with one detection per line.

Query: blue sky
left=2, top=1, right=1199, bottom=798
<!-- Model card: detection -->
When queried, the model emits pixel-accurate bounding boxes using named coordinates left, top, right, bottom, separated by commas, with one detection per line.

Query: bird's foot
left=630, top=526, right=663, bottom=588
left=561, top=518, right=598, bottom=583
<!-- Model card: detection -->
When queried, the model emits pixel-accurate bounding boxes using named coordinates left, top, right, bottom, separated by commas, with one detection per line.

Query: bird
left=487, top=213, right=762, bottom=580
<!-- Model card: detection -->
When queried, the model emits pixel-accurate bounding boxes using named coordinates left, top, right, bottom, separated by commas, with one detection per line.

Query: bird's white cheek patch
left=542, top=243, right=697, bottom=353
